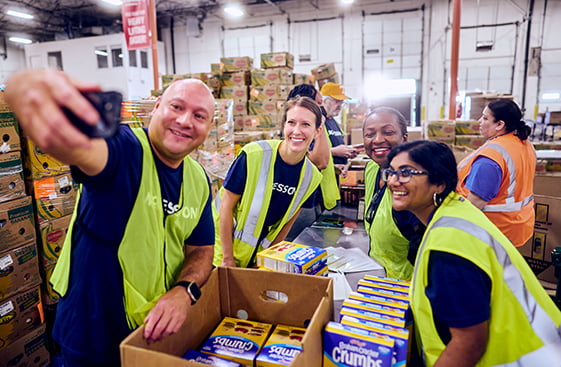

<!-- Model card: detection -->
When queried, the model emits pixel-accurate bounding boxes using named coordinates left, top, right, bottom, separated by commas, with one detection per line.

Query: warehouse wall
left=1, top=0, right=560, bottom=121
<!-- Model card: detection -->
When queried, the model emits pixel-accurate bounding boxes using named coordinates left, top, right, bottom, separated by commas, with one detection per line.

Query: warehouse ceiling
left=0, top=0, right=321, bottom=43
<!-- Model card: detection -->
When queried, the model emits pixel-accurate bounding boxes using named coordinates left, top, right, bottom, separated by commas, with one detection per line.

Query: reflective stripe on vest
left=415, top=215, right=561, bottom=365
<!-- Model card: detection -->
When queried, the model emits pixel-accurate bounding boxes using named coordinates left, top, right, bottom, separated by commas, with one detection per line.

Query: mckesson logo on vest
left=273, top=182, right=296, bottom=195
left=328, top=129, right=344, bottom=137
left=145, top=193, right=199, bottom=219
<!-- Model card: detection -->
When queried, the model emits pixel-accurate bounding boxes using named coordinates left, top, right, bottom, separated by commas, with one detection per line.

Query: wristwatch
left=174, top=281, right=201, bottom=305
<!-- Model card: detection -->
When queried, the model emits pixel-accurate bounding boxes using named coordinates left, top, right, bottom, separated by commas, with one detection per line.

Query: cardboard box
left=339, top=169, right=364, bottom=186
left=220, top=57, right=253, bottom=73
left=0, top=109, right=21, bottom=153
left=0, top=150, right=23, bottom=176
left=425, top=120, right=456, bottom=138
left=38, top=215, right=72, bottom=268
left=260, top=52, right=294, bottom=69
left=311, top=63, right=337, bottom=80
left=0, top=196, right=36, bottom=253
left=21, top=137, right=70, bottom=180
left=293, top=73, right=312, bottom=85
left=251, top=69, right=293, bottom=86
left=0, top=286, right=43, bottom=350
left=220, top=86, right=248, bottom=99
left=221, top=71, right=250, bottom=86
left=28, top=172, right=79, bottom=225
left=518, top=195, right=561, bottom=283
left=350, top=128, right=362, bottom=146
left=454, top=120, right=480, bottom=135
left=0, top=171, right=25, bottom=204
left=316, top=74, right=340, bottom=89
left=0, top=242, right=41, bottom=301
left=39, top=264, right=59, bottom=306
left=120, top=267, right=333, bottom=367
left=534, top=173, right=561, bottom=197
left=454, top=134, right=486, bottom=149
left=0, top=324, right=49, bottom=367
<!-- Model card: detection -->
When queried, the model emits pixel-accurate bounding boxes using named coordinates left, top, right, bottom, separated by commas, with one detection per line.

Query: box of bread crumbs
left=121, top=267, right=333, bottom=367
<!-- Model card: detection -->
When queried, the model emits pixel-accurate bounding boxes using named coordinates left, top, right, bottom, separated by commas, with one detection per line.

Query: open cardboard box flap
left=121, top=267, right=333, bottom=367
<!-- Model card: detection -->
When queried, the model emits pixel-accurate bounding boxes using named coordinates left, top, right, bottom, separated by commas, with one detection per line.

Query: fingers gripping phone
left=63, top=91, right=123, bottom=138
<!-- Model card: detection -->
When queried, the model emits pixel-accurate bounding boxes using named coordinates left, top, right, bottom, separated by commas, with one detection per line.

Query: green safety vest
left=320, top=128, right=340, bottom=210
left=213, top=140, right=322, bottom=268
left=51, top=128, right=210, bottom=328
left=363, top=160, right=413, bottom=280
left=412, top=191, right=561, bottom=366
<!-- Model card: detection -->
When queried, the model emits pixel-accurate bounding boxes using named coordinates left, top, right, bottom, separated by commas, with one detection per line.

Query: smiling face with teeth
left=279, top=105, right=320, bottom=164
left=363, top=109, right=408, bottom=166
left=148, top=79, right=215, bottom=168
left=387, top=151, right=445, bottom=225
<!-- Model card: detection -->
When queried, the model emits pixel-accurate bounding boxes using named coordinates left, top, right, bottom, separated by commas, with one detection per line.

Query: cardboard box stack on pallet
left=0, top=104, right=51, bottom=366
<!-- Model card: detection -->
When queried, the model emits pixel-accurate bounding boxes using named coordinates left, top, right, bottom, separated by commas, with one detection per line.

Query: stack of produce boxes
left=193, top=99, right=236, bottom=197
left=20, top=134, right=78, bottom=309
left=324, top=275, right=411, bottom=367
left=454, top=120, right=485, bottom=149
left=247, top=52, right=295, bottom=132
left=0, top=104, right=50, bottom=366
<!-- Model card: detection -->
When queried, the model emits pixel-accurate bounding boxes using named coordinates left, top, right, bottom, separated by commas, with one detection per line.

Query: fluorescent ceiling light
left=224, top=4, right=244, bottom=17
left=341, top=0, right=355, bottom=4
left=95, top=49, right=108, bottom=56
left=542, top=92, right=560, bottom=101
left=101, top=0, right=123, bottom=5
left=6, top=10, right=34, bottom=19
left=9, top=36, right=32, bottom=44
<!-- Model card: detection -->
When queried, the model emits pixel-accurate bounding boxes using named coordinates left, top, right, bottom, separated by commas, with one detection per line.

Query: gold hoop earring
left=433, top=192, right=439, bottom=207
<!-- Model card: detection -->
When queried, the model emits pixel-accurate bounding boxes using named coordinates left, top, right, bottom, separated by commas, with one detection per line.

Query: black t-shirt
left=325, top=116, right=347, bottom=164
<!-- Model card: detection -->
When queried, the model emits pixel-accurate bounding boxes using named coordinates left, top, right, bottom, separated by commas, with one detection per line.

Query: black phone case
left=63, top=91, right=123, bottom=138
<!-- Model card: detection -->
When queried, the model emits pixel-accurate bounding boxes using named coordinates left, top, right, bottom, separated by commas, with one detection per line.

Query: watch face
left=188, top=282, right=201, bottom=301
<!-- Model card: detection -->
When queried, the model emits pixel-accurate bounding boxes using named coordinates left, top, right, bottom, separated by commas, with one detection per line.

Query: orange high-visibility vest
left=457, top=132, right=536, bottom=247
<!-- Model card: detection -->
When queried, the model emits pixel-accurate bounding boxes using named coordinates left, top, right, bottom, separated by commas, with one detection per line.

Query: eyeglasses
left=381, top=168, right=428, bottom=183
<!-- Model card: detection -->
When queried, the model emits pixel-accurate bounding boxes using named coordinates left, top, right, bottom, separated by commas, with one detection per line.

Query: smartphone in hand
left=63, top=91, right=123, bottom=138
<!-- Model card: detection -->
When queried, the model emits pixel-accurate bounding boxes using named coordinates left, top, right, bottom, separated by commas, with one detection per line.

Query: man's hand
left=143, top=286, right=191, bottom=344
left=5, top=69, right=100, bottom=152
left=331, top=145, right=359, bottom=159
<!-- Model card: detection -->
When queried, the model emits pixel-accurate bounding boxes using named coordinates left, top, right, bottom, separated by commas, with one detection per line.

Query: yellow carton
left=256, top=324, right=306, bottom=367
left=200, top=317, right=273, bottom=366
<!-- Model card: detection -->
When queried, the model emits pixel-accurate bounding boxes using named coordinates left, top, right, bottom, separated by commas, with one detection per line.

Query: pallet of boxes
left=0, top=104, right=51, bottom=367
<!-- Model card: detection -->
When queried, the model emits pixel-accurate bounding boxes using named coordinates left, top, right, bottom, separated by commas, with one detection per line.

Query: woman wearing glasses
left=362, top=107, right=424, bottom=280
left=385, top=140, right=561, bottom=366
left=457, top=99, right=535, bottom=247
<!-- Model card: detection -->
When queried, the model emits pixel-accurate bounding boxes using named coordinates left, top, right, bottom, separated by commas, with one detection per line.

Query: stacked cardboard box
left=310, top=63, right=340, bottom=89
left=0, top=105, right=49, bottom=364
left=424, top=120, right=456, bottom=145
left=454, top=120, right=485, bottom=149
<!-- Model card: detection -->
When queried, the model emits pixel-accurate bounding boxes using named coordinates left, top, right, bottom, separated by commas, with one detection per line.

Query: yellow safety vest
left=51, top=128, right=210, bottom=328
left=412, top=192, right=561, bottom=366
left=213, top=140, right=322, bottom=268
left=364, top=160, right=413, bottom=280
left=320, top=128, right=340, bottom=210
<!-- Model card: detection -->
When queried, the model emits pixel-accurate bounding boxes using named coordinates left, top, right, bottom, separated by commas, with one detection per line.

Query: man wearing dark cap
left=320, top=83, right=359, bottom=169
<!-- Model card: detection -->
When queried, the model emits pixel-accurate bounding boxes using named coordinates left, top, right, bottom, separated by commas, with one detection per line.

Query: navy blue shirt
left=324, top=116, right=347, bottom=165
left=53, top=126, right=214, bottom=364
left=426, top=251, right=491, bottom=344
left=223, top=149, right=303, bottom=240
